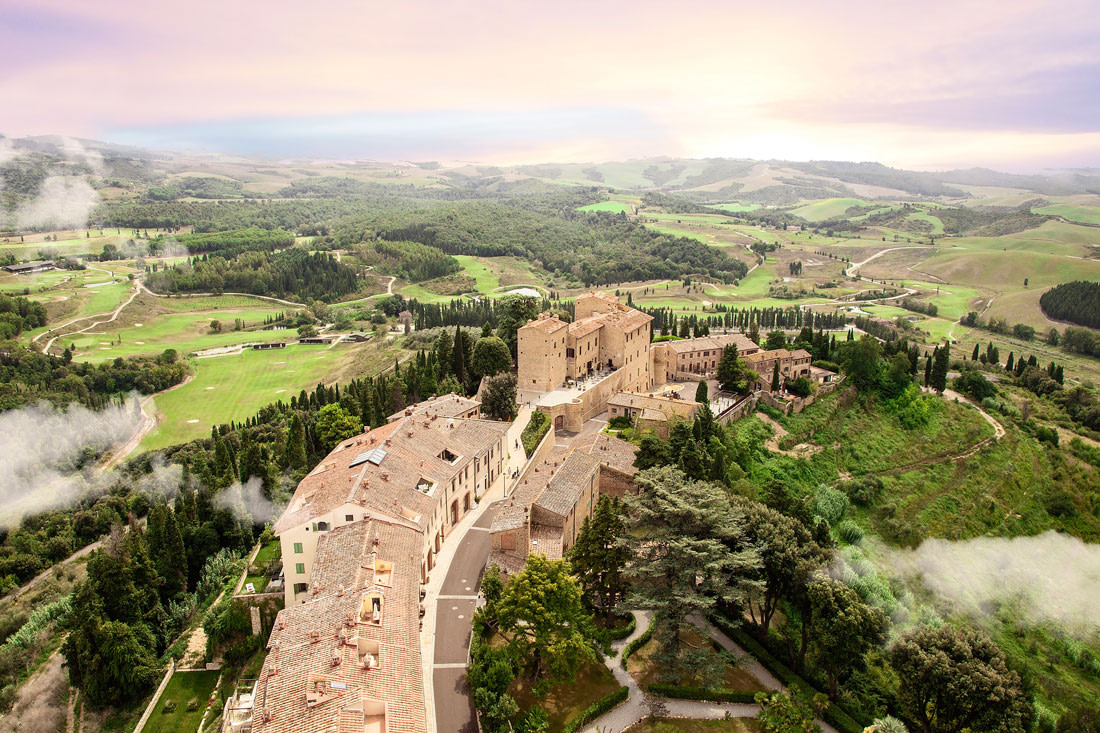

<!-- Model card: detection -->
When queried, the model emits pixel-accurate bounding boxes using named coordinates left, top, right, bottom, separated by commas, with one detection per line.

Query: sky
left=2, top=0, right=1099, bottom=171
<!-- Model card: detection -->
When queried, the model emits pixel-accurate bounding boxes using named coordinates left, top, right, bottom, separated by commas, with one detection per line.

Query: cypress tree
left=286, top=413, right=307, bottom=469
left=931, top=342, right=949, bottom=392
left=771, top=361, right=781, bottom=392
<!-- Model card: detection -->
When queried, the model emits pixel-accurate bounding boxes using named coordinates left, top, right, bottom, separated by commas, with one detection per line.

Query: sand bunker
left=205, top=386, right=215, bottom=390
left=274, top=389, right=286, bottom=394
left=186, top=419, right=199, bottom=424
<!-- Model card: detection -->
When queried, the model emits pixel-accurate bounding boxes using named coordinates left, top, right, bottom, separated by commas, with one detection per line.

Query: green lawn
left=1033, top=203, right=1100, bottom=226
left=63, top=306, right=291, bottom=361
left=789, top=198, right=874, bottom=222
left=141, top=341, right=395, bottom=451
left=143, top=669, right=220, bottom=733
left=906, top=211, right=945, bottom=234
left=453, top=255, right=500, bottom=294
left=510, top=661, right=620, bottom=733
left=578, top=200, right=633, bottom=213
left=711, top=202, right=761, bottom=213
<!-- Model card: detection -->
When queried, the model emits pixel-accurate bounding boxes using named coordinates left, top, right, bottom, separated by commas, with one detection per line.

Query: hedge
left=561, top=685, right=629, bottom=733
left=620, top=616, right=655, bottom=669
left=521, top=411, right=550, bottom=457
left=646, top=683, right=758, bottom=704
left=604, top=614, right=636, bottom=641
left=708, top=614, right=865, bottom=733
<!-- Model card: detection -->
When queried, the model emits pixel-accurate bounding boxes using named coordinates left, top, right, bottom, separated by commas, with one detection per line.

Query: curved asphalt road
left=432, top=503, right=501, bottom=733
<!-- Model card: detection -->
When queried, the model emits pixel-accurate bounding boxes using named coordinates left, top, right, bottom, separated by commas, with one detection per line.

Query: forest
left=144, top=247, right=360, bottom=301
left=1040, top=281, right=1100, bottom=329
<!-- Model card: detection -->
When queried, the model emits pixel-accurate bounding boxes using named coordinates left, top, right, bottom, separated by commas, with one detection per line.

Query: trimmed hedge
left=647, top=683, right=758, bottom=704
left=561, top=685, right=629, bottom=733
left=708, top=614, right=865, bottom=733
left=620, top=616, right=655, bottom=669
left=604, top=614, right=637, bottom=641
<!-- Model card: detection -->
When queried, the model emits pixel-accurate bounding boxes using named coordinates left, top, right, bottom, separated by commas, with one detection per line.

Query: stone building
left=274, top=412, right=508, bottom=604
left=222, top=518, right=427, bottom=733
left=488, top=441, right=600, bottom=575
left=607, top=391, right=700, bottom=438
left=744, top=348, right=814, bottom=390
left=651, top=333, right=760, bottom=382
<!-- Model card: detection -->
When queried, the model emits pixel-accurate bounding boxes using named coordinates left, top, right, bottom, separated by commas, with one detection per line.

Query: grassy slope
left=142, top=670, right=220, bottom=733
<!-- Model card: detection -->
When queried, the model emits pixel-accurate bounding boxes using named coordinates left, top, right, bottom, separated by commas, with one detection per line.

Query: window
left=294, top=582, right=308, bottom=594
left=345, top=514, right=354, bottom=522
left=439, top=448, right=458, bottom=464
left=293, top=542, right=303, bottom=554
left=295, top=563, right=306, bottom=575
left=566, top=347, right=575, bottom=358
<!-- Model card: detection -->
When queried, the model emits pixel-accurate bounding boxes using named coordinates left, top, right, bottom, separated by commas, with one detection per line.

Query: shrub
left=787, top=377, right=813, bottom=398
left=560, top=685, right=628, bottom=733
left=521, top=411, right=550, bottom=457
left=646, top=683, right=758, bottom=703
left=621, top=616, right=655, bottom=669
left=838, top=520, right=864, bottom=545
left=843, top=476, right=884, bottom=506
left=603, top=614, right=636, bottom=641
left=814, top=486, right=849, bottom=525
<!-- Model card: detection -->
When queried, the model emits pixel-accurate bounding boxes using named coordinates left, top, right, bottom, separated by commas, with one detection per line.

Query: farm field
left=141, top=339, right=402, bottom=450
left=789, top=197, right=874, bottom=221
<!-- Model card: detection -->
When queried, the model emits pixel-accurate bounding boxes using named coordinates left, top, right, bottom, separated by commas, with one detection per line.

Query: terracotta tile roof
left=666, top=333, right=758, bottom=354
left=534, top=450, right=599, bottom=517
left=521, top=315, right=568, bottom=334
left=580, top=433, right=638, bottom=477
left=275, top=416, right=507, bottom=535
left=491, top=447, right=570, bottom=532
left=567, top=317, right=604, bottom=339
left=607, top=392, right=698, bottom=418
left=744, top=348, right=791, bottom=364
left=254, top=519, right=426, bottom=733
left=790, top=348, right=812, bottom=359
left=528, top=524, right=564, bottom=561
left=386, top=393, right=480, bottom=422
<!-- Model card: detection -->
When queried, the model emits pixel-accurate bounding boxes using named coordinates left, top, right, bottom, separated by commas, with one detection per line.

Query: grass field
left=578, top=200, right=633, bottom=213
left=711, top=202, right=761, bottom=212
left=906, top=211, right=945, bottom=234
left=789, top=197, right=874, bottom=222
left=1034, top=203, right=1100, bottom=226
left=143, top=669, right=220, bottom=733
left=63, top=306, right=292, bottom=361
left=141, top=340, right=400, bottom=450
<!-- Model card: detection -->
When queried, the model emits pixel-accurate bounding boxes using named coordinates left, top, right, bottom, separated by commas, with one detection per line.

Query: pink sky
left=2, top=0, right=1098, bottom=169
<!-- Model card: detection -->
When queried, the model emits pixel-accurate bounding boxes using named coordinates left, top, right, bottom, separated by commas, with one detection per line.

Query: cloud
left=214, top=477, right=279, bottom=524
left=0, top=399, right=143, bottom=528
left=883, top=531, right=1100, bottom=637
left=59, top=136, right=105, bottom=175
left=16, top=176, right=100, bottom=230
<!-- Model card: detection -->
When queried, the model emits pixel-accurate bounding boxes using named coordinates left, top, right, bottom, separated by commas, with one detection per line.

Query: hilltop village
left=220, top=292, right=837, bottom=732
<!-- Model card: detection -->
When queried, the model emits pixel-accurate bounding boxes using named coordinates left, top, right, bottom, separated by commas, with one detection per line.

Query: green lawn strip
left=453, top=255, right=500, bottom=294
left=1032, top=204, right=1100, bottom=226
left=142, top=669, right=221, bottom=733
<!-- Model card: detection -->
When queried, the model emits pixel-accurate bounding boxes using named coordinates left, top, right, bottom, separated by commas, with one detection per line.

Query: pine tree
left=931, top=342, right=950, bottom=392
left=695, top=380, right=708, bottom=403
left=285, top=413, right=307, bottom=469
left=566, top=497, right=629, bottom=619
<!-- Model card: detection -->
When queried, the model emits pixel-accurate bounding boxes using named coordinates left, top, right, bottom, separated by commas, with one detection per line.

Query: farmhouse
left=252, top=342, right=286, bottom=350
left=299, top=336, right=334, bottom=345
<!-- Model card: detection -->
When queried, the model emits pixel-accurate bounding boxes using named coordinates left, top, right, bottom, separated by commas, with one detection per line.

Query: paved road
left=432, top=504, right=500, bottom=733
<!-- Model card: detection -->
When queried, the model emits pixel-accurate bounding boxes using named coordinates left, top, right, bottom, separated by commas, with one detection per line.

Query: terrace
left=523, top=364, right=621, bottom=408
